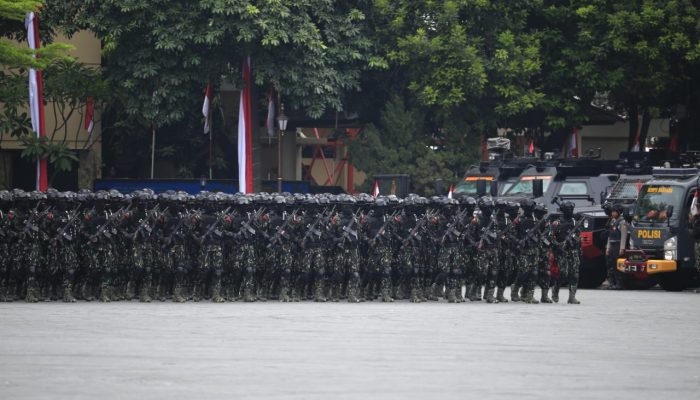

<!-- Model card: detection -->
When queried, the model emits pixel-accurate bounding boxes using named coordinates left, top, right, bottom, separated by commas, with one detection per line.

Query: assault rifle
left=199, top=207, right=232, bottom=245
left=337, top=209, right=362, bottom=249
left=525, top=217, right=550, bottom=247
left=301, top=205, right=336, bottom=248
left=90, top=203, right=133, bottom=242
left=267, top=209, right=300, bottom=248
left=369, top=210, right=400, bottom=248
left=403, top=209, right=435, bottom=247
left=478, top=215, right=498, bottom=249
left=441, top=208, right=469, bottom=245
left=240, top=207, right=265, bottom=239
left=54, top=206, right=83, bottom=243
left=132, top=204, right=166, bottom=241
left=162, top=211, right=191, bottom=246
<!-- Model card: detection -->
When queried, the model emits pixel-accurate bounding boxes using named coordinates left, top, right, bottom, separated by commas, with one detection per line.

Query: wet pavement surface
left=1, top=288, right=700, bottom=400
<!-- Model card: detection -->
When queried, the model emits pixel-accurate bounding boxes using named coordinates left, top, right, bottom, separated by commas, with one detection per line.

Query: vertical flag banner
left=266, top=93, right=275, bottom=138
left=447, top=184, right=455, bottom=199
left=631, top=113, right=642, bottom=152
left=691, top=190, right=698, bottom=217
left=372, top=179, right=379, bottom=198
left=569, top=128, right=579, bottom=158
left=25, top=12, right=48, bottom=192
left=84, top=96, right=95, bottom=135
left=238, top=58, right=253, bottom=193
left=202, top=82, right=212, bottom=134
left=528, top=140, right=534, bottom=154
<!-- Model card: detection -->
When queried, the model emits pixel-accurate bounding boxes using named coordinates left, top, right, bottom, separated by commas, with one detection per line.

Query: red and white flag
left=202, top=82, right=212, bottom=134
left=528, top=140, right=535, bottom=154
left=568, top=128, right=579, bottom=158
left=84, top=96, right=94, bottom=135
left=265, top=93, right=275, bottom=137
left=372, top=179, right=379, bottom=198
left=631, top=130, right=641, bottom=152
left=25, top=12, right=47, bottom=192
left=447, top=184, right=455, bottom=199
left=691, top=190, right=698, bottom=216
left=631, top=114, right=642, bottom=151
left=238, top=58, right=253, bottom=193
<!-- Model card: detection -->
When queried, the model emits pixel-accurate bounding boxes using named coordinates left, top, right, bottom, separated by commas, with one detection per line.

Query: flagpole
left=150, top=123, right=156, bottom=179
left=208, top=117, right=213, bottom=180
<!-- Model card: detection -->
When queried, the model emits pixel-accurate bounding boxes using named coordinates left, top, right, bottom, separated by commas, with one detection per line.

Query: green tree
left=42, top=0, right=379, bottom=177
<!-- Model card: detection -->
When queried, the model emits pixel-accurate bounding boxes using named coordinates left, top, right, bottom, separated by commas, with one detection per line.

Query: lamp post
left=277, top=104, right=288, bottom=193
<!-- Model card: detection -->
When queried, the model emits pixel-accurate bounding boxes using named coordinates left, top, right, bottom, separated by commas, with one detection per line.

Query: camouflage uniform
left=551, top=202, right=581, bottom=304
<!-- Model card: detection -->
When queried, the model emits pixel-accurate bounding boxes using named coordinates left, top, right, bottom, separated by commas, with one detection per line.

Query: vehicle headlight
left=583, top=218, right=589, bottom=229
left=664, top=236, right=677, bottom=251
left=664, top=250, right=676, bottom=261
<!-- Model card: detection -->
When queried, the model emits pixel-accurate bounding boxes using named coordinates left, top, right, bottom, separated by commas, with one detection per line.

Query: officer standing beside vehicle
left=605, top=204, right=627, bottom=290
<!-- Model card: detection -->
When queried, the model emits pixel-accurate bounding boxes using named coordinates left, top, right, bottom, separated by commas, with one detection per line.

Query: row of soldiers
left=0, top=188, right=583, bottom=304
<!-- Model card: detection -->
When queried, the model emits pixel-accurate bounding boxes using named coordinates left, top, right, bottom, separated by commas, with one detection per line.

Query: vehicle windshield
left=454, top=178, right=493, bottom=195
left=634, top=185, right=682, bottom=223
left=499, top=182, right=514, bottom=196
left=608, top=179, right=645, bottom=201
left=504, top=176, right=552, bottom=196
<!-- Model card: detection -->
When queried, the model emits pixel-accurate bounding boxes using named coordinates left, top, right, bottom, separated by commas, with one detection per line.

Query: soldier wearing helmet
left=550, top=201, right=582, bottom=304
left=605, top=203, right=627, bottom=290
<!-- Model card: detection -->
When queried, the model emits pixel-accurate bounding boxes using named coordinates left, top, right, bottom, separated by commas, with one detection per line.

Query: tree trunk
left=627, top=102, right=639, bottom=150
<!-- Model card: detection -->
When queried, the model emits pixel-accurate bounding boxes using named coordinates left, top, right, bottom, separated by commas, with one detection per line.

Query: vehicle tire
left=578, top=256, right=606, bottom=288
left=658, top=272, right=687, bottom=292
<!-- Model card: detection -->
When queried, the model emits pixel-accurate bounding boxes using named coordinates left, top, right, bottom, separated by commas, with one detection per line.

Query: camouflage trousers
left=334, top=247, right=360, bottom=302
left=44, top=244, right=78, bottom=301
left=552, top=246, right=580, bottom=303
left=231, top=242, right=257, bottom=301
left=437, top=245, right=462, bottom=302
left=368, top=244, right=393, bottom=301
left=81, top=243, right=114, bottom=302
left=131, top=242, right=155, bottom=301
left=200, top=244, right=224, bottom=301
left=300, top=246, right=327, bottom=301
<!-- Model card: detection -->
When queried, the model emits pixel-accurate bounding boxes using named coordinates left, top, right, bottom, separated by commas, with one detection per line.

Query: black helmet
left=519, top=199, right=535, bottom=213
left=506, top=202, right=520, bottom=219
left=559, top=201, right=575, bottom=216
left=602, top=201, right=612, bottom=216
left=612, top=203, right=624, bottom=215
left=478, top=196, right=494, bottom=211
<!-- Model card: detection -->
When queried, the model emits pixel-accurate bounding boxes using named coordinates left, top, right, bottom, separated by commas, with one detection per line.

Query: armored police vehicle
left=577, top=152, right=657, bottom=287
left=499, top=149, right=618, bottom=287
left=618, top=167, right=700, bottom=291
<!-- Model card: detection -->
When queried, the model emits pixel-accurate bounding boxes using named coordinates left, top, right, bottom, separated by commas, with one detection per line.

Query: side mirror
left=533, top=179, right=544, bottom=198
left=476, top=180, right=487, bottom=197
left=666, top=205, right=674, bottom=219
left=489, top=181, right=498, bottom=197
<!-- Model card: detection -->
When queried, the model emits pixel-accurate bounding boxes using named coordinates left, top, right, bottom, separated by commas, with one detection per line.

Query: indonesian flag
left=631, top=131, right=641, bottom=152
left=25, top=12, right=48, bottom=192
left=528, top=140, right=534, bottom=154
left=265, top=93, right=275, bottom=138
left=447, top=184, right=455, bottom=199
left=691, top=190, right=698, bottom=217
left=372, top=179, right=379, bottom=198
left=238, top=58, right=253, bottom=193
left=84, top=96, right=94, bottom=135
left=202, top=82, right=212, bottom=134
left=568, top=128, right=579, bottom=158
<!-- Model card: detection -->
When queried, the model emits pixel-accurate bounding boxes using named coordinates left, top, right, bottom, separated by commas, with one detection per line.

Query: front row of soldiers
left=0, top=189, right=583, bottom=304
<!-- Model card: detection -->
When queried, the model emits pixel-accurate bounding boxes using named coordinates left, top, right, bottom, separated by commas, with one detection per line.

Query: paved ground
left=1, top=289, right=700, bottom=400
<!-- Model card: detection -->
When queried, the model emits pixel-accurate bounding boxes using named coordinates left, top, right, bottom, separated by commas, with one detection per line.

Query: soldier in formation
left=0, top=188, right=584, bottom=304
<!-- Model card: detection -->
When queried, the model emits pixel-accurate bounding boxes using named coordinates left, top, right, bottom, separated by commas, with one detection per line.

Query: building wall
left=579, top=119, right=670, bottom=159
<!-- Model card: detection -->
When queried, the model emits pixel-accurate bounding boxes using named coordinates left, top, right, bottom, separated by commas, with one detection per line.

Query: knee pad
left=214, top=268, right=222, bottom=277
left=245, top=267, right=254, bottom=276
